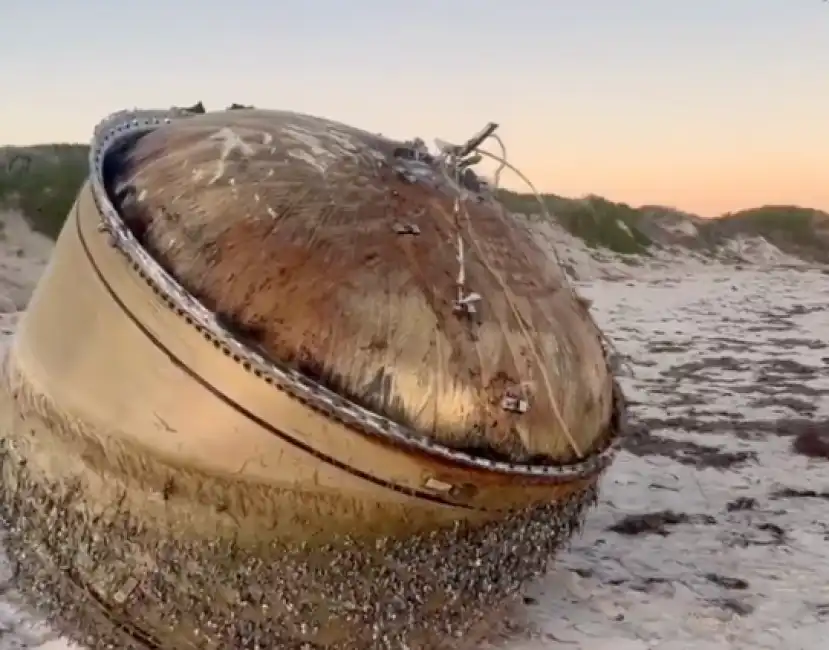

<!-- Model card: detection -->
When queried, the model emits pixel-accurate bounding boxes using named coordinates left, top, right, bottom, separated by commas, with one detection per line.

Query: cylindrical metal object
left=0, top=108, right=625, bottom=649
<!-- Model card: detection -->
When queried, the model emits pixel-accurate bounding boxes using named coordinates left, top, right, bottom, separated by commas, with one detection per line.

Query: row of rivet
left=85, top=108, right=621, bottom=480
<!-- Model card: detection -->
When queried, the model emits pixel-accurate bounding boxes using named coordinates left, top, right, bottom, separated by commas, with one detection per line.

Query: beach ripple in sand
left=506, top=267, right=829, bottom=650
left=0, top=267, right=827, bottom=649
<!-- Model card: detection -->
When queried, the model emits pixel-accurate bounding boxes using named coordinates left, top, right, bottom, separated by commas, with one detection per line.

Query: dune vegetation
left=499, top=190, right=654, bottom=254
left=499, top=189, right=829, bottom=260
left=0, top=144, right=89, bottom=239
left=1, top=143, right=826, bottom=261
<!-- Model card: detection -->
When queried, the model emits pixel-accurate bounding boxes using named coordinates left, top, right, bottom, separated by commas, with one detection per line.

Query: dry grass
left=0, top=144, right=88, bottom=238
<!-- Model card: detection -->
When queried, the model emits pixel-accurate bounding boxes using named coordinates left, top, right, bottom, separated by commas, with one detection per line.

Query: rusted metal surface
left=0, top=107, right=626, bottom=649
left=92, top=108, right=620, bottom=469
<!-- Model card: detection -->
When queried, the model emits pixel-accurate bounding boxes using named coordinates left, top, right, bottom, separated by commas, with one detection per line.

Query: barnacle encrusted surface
left=0, top=359, right=599, bottom=649
left=0, top=107, right=626, bottom=650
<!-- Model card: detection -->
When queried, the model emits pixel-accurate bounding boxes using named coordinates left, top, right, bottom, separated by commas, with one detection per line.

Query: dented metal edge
left=87, top=108, right=622, bottom=481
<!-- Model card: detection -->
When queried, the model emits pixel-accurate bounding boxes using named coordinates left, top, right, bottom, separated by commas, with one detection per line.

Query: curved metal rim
left=87, top=108, right=621, bottom=481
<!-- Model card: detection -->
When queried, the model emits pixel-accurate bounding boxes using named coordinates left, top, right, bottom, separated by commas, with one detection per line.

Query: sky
left=1, top=0, right=828, bottom=216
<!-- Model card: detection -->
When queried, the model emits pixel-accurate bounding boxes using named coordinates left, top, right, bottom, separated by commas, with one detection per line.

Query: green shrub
left=704, top=206, right=820, bottom=248
left=0, top=144, right=89, bottom=239
left=499, top=190, right=652, bottom=254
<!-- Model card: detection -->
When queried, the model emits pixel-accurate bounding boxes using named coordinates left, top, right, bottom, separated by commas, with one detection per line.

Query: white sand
left=0, top=210, right=827, bottom=649
left=0, top=211, right=80, bottom=649
left=501, top=266, right=829, bottom=650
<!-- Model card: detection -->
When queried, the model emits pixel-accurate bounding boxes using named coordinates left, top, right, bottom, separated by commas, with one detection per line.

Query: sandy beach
left=506, top=266, right=829, bottom=650
left=0, top=208, right=826, bottom=649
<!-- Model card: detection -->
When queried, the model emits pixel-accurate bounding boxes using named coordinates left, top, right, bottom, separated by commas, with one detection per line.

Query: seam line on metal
left=86, top=110, right=620, bottom=480
left=75, top=203, right=480, bottom=512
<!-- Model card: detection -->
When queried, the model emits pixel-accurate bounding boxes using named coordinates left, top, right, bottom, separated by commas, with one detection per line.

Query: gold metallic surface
left=0, top=109, right=625, bottom=644
left=8, top=183, right=596, bottom=548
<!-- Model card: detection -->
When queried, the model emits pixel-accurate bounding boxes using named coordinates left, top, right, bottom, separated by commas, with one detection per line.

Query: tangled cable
left=434, top=124, right=573, bottom=301
left=430, top=124, right=586, bottom=456
left=428, top=123, right=630, bottom=458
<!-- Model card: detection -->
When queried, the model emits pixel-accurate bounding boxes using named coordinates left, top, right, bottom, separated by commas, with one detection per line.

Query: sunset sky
left=2, top=0, right=827, bottom=216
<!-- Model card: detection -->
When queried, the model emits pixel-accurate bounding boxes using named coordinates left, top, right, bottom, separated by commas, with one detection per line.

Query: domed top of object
left=108, top=109, right=615, bottom=464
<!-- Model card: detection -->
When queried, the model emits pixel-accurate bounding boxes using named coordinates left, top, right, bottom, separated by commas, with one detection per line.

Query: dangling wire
left=436, top=123, right=576, bottom=317
left=474, top=137, right=631, bottom=374
left=434, top=125, right=498, bottom=319
left=433, top=124, right=583, bottom=457
left=429, top=122, right=633, bottom=458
